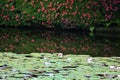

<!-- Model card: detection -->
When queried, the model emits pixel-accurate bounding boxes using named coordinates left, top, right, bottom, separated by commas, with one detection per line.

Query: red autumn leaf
left=62, top=10, right=67, bottom=16
left=51, top=8, right=56, bottom=11
left=15, top=15, right=19, bottom=19
left=5, top=48, right=8, bottom=51
left=42, top=6, right=45, bottom=11
left=31, top=39, right=35, bottom=42
left=5, top=4, right=9, bottom=7
left=3, top=15, right=9, bottom=21
left=8, top=0, right=13, bottom=2
left=48, top=2, right=52, bottom=7
left=66, top=0, right=69, bottom=5
left=94, top=13, right=97, bottom=17
left=37, top=8, right=40, bottom=12
left=10, top=6, right=15, bottom=11
left=32, top=16, right=35, bottom=19
left=72, top=12, right=76, bottom=16
left=15, top=15, right=19, bottom=21
left=36, top=47, right=40, bottom=51
left=39, top=1, right=43, bottom=6
left=71, top=0, right=74, bottom=3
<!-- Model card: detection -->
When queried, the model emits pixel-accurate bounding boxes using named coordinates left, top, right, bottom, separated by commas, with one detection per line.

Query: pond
left=0, top=52, right=120, bottom=80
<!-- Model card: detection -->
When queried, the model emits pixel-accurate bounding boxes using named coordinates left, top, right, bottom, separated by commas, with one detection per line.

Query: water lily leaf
left=30, top=53, right=41, bottom=57
left=0, top=53, right=120, bottom=79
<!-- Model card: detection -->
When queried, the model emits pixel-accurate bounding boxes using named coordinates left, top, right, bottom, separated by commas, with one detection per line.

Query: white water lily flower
left=44, top=57, right=47, bottom=60
left=87, top=57, right=93, bottom=63
left=109, top=66, right=116, bottom=70
left=48, top=73, right=54, bottom=77
left=44, top=62, right=51, bottom=66
left=118, top=75, right=120, bottom=78
left=24, top=74, right=31, bottom=79
left=116, top=67, right=120, bottom=70
left=57, top=53, right=63, bottom=58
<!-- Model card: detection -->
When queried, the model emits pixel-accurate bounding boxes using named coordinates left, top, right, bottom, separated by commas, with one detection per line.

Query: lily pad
left=0, top=52, right=119, bottom=80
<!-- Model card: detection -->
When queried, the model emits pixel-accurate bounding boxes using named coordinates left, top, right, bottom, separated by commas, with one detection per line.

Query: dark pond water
left=0, top=26, right=120, bottom=56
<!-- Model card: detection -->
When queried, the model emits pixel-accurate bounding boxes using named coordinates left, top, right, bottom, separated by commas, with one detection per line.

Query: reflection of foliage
left=0, top=0, right=119, bottom=29
left=0, top=28, right=119, bottom=56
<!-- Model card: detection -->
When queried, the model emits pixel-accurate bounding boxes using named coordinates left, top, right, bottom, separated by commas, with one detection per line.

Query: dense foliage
left=0, top=0, right=120, bottom=29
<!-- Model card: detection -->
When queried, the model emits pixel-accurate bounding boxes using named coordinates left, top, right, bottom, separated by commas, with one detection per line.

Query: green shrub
left=0, top=0, right=119, bottom=29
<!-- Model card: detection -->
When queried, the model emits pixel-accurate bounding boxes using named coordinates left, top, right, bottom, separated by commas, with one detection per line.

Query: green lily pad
left=0, top=52, right=119, bottom=80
